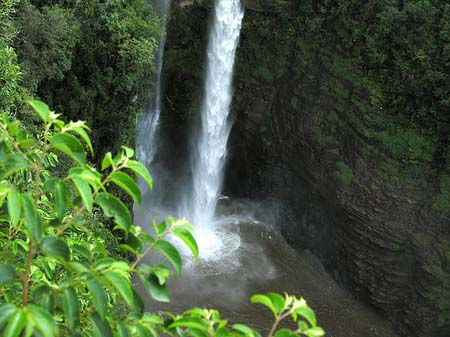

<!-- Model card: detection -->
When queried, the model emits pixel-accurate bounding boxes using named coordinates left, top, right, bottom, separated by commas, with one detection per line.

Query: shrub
left=335, top=161, right=353, bottom=188
left=0, top=100, right=324, bottom=337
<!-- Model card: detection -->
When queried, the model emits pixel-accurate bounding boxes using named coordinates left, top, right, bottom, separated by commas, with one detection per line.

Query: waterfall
left=188, top=0, right=244, bottom=243
left=136, top=0, right=171, bottom=182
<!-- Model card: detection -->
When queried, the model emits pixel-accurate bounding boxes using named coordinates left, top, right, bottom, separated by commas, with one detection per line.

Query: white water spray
left=187, top=0, right=244, bottom=258
left=136, top=0, right=171, bottom=184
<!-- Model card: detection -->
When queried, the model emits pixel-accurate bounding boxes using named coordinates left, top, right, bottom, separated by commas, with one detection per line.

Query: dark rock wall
left=163, top=1, right=450, bottom=336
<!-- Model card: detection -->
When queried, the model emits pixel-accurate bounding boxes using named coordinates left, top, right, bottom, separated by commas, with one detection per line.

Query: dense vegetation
left=0, top=1, right=325, bottom=336
left=2, top=0, right=160, bottom=159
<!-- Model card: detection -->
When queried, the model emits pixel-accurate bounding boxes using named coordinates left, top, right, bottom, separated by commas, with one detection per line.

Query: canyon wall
left=163, top=1, right=450, bottom=336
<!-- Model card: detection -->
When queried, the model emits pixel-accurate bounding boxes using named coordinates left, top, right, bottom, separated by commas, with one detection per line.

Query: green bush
left=433, top=175, right=450, bottom=212
left=335, top=161, right=353, bottom=188
left=0, top=100, right=325, bottom=337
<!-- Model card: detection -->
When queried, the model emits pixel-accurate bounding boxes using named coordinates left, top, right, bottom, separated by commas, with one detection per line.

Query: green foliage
left=13, top=0, right=162, bottom=159
left=310, top=127, right=337, bottom=146
left=0, top=100, right=324, bottom=337
left=14, top=1, right=79, bottom=92
left=433, top=175, right=450, bottom=212
left=0, top=0, right=25, bottom=117
left=335, top=161, right=353, bottom=188
left=428, top=253, right=450, bottom=325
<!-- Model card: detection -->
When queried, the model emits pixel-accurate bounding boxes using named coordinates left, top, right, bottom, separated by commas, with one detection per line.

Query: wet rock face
left=163, top=2, right=450, bottom=337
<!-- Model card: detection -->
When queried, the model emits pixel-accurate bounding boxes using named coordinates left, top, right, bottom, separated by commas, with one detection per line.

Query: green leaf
left=7, top=189, right=21, bottom=227
left=22, top=194, right=43, bottom=242
left=154, top=239, right=182, bottom=275
left=0, top=304, right=17, bottom=328
left=122, top=146, right=134, bottom=158
left=101, top=152, right=113, bottom=171
left=109, top=171, right=141, bottom=205
left=138, top=272, right=170, bottom=303
left=266, top=293, right=285, bottom=315
left=42, top=237, right=70, bottom=261
left=0, top=152, right=29, bottom=180
left=87, top=278, right=108, bottom=319
left=250, top=294, right=276, bottom=316
left=152, top=264, right=171, bottom=285
left=233, top=324, right=255, bottom=336
left=117, top=322, right=130, bottom=337
left=54, top=180, right=69, bottom=219
left=132, top=288, right=145, bottom=315
left=295, top=307, right=317, bottom=327
left=188, top=328, right=209, bottom=337
left=28, top=304, right=57, bottom=337
left=71, top=176, right=92, bottom=212
left=69, top=122, right=93, bottom=155
left=51, top=133, right=86, bottom=165
left=304, top=327, right=325, bottom=337
left=104, top=270, right=134, bottom=307
left=27, top=100, right=50, bottom=123
left=63, top=288, right=80, bottom=329
left=95, top=192, right=131, bottom=231
left=274, top=329, right=295, bottom=337
left=153, top=220, right=167, bottom=236
left=173, top=227, right=198, bottom=259
left=125, top=160, right=152, bottom=189
left=168, top=317, right=209, bottom=331
left=3, top=308, right=26, bottom=337
left=89, top=312, right=113, bottom=337
left=69, top=167, right=102, bottom=190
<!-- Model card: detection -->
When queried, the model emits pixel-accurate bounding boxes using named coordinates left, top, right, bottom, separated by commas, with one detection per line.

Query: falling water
left=188, top=0, right=244, bottom=243
left=136, top=0, right=171, bottom=180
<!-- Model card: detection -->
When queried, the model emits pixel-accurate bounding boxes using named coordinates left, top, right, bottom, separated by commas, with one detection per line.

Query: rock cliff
left=163, top=1, right=450, bottom=336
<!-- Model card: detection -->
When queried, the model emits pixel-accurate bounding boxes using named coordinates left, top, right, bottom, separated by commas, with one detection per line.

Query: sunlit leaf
left=27, top=100, right=50, bottom=123
left=153, top=220, right=167, bottom=236
left=154, top=239, right=182, bottom=275
left=104, top=270, right=134, bottom=307
left=173, top=227, right=198, bottom=259
left=304, top=327, right=325, bottom=337
left=51, top=133, right=86, bottom=164
left=125, top=160, right=152, bottom=189
left=102, top=152, right=113, bottom=171
left=274, top=329, right=295, bottom=337
left=266, top=293, right=285, bottom=315
left=168, top=317, right=209, bottom=331
left=28, top=304, right=57, bottom=337
left=122, top=146, right=134, bottom=158
left=295, top=306, right=317, bottom=327
left=68, top=121, right=93, bottom=155
left=250, top=294, right=276, bottom=316
left=109, top=171, right=141, bottom=205
left=0, top=304, right=17, bottom=328
left=3, top=308, right=26, bottom=337
left=117, top=322, right=130, bottom=337
left=138, top=272, right=170, bottom=303
left=71, top=176, right=92, bottom=212
left=233, top=324, right=255, bottom=336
